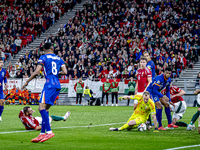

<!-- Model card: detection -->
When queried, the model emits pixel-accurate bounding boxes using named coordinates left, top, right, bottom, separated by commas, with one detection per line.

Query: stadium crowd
left=2, top=0, right=200, bottom=104
left=6, top=0, right=199, bottom=81
left=0, top=0, right=76, bottom=62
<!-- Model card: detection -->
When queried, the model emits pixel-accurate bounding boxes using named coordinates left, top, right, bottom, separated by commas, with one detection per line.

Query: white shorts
left=134, top=92, right=143, bottom=104
left=197, top=94, right=200, bottom=107
left=170, top=101, right=187, bottom=120
left=35, top=116, right=52, bottom=125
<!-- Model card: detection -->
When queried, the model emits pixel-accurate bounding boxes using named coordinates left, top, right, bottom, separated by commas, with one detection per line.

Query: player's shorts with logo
left=170, top=101, right=187, bottom=119
left=39, top=87, right=60, bottom=105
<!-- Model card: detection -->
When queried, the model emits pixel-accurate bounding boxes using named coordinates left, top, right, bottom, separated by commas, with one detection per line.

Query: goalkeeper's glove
left=118, top=97, right=124, bottom=101
left=153, top=128, right=159, bottom=132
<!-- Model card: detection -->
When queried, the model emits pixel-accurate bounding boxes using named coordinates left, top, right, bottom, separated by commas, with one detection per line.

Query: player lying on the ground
left=161, top=83, right=188, bottom=128
left=109, top=91, right=158, bottom=132
left=187, top=89, right=200, bottom=131
left=19, top=106, right=71, bottom=131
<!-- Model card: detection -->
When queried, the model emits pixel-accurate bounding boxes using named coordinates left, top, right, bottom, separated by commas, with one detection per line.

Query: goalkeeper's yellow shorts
left=127, top=114, right=147, bottom=126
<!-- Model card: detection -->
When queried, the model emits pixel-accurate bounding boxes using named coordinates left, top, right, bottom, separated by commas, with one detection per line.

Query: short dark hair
left=44, top=42, right=52, bottom=50
left=23, top=106, right=30, bottom=114
left=140, top=56, right=147, bottom=62
left=165, top=67, right=172, bottom=72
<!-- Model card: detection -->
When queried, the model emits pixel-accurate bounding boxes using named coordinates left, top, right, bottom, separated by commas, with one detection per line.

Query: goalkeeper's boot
left=109, top=128, right=118, bottom=131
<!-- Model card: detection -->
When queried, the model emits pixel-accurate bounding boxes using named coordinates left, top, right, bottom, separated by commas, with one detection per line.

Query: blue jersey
left=146, top=60, right=155, bottom=79
left=146, top=74, right=171, bottom=102
left=0, top=68, right=7, bottom=92
left=38, top=53, right=64, bottom=89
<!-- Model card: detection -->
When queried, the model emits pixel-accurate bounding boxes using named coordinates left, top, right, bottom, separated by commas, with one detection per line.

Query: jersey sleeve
left=146, top=68, right=152, bottom=78
left=174, top=86, right=181, bottom=93
left=130, top=94, right=142, bottom=100
left=152, top=78, right=164, bottom=98
left=149, top=100, right=156, bottom=115
left=38, top=55, right=45, bottom=66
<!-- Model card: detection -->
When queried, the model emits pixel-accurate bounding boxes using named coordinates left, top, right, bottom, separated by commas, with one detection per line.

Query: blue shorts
left=151, top=94, right=160, bottom=103
left=39, top=88, right=60, bottom=105
left=0, top=92, right=3, bottom=99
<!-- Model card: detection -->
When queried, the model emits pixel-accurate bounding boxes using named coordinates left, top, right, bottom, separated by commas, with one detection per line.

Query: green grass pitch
left=0, top=105, right=200, bottom=150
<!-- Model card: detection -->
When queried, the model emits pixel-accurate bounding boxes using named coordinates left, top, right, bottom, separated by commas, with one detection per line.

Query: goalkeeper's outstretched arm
left=118, top=96, right=132, bottom=101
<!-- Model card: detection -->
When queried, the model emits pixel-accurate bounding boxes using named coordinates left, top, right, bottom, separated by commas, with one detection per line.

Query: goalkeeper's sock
left=0, top=106, right=4, bottom=117
left=176, top=121, right=188, bottom=127
left=118, top=123, right=130, bottom=131
left=157, top=109, right=162, bottom=127
left=51, top=115, right=64, bottom=121
left=190, top=111, right=200, bottom=125
left=165, top=107, right=172, bottom=125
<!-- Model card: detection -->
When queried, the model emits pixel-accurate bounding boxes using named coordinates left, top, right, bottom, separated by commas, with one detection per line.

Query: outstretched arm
left=194, top=89, right=200, bottom=95
left=59, top=65, right=67, bottom=75
left=22, top=65, right=42, bottom=89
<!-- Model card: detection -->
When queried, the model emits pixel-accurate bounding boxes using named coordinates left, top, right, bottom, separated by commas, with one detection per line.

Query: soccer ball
left=138, top=123, right=147, bottom=132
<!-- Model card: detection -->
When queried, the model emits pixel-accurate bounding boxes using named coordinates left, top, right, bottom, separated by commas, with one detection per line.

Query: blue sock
left=40, top=109, right=46, bottom=134
left=157, top=109, right=162, bottom=127
left=45, top=110, right=51, bottom=132
left=165, top=107, right=172, bottom=125
left=0, top=106, right=4, bottom=117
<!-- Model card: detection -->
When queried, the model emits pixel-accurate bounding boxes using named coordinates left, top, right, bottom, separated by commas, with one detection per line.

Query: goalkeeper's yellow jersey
left=130, top=95, right=156, bottom=118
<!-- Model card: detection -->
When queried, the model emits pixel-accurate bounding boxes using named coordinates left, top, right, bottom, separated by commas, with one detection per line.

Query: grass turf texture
left=0, top=105, right=200, bottom=150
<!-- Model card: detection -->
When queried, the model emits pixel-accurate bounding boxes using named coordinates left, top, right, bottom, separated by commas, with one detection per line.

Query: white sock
left=47, top=131, right=52, bottom=134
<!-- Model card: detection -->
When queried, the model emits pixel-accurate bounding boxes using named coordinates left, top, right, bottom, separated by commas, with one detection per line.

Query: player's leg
left=111, top=93, right=114, bottom=106
left=0, top=100, right=4, bottom=121
left=106, top=93, right=109, bottom=106
left=187, top=98, right=200, bottom=131
left=79, top=93, right=82, bottom=106
left=51, top=111, right=71, bottom=121
left=76, top=93, right=79, bottom=106
left=101, top=92, right=105, bottom=106
left=109, top=114, right=138, bottom=131
left=152, top=95, right=165, bottom=130
left=115, top=93, right=118, bottom=106
left=160, top=97, right=175, bottom=128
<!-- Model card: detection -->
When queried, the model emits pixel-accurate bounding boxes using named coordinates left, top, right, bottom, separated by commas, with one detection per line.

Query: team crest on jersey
left=157, top=80, right=160, bottom=84
left=2, top=72, right=4, bottom=77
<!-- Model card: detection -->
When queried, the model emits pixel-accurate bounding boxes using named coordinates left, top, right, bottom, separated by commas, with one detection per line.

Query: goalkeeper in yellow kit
left=109, top=91, right=158, bottom=132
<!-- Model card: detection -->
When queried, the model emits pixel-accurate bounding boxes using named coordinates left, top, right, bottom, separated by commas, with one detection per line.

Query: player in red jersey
left=19, top=106, right=71, bottom=130
left=134, top=56, right=152, bottom=109
left=161, top=83, right=188, bottom=128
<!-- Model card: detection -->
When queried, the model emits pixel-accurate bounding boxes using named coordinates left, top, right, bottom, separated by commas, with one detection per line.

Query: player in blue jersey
left=143, top=52, right=156, bottom=79
left=146, top=67, right=177, bottom=130
left=143, top=52, right=156, bottom=127
left=0, top=58, right=7, bottom=121
left=22, top=43, right=67, bottom=143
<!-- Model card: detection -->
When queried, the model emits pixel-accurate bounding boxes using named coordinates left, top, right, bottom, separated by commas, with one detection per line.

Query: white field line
left=0, top=122, right=126, bottom=134
left=164, top=144, right=200, bottom=150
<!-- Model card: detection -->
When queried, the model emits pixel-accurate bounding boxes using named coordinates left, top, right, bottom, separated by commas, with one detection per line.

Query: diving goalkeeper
left=109, top=91, right=158, bottom=131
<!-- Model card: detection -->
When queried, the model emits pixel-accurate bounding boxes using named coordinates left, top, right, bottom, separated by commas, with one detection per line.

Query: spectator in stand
left=0, top=49, right=5, bottom=62
left=14, top=36, right=22, bottom=53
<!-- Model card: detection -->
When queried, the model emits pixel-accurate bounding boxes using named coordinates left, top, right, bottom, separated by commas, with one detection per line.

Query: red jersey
left=18, top=110, right=39, bottom=130
left=161, top=85, right=184, bottom=103
left=137, top=67, right=152, bottom=93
